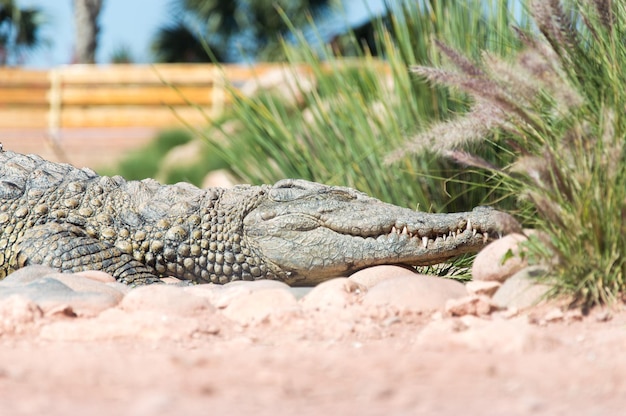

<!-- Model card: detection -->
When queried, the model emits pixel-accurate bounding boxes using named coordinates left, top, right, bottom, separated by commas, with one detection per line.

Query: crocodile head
left=243, top=179, right=521, bottom=285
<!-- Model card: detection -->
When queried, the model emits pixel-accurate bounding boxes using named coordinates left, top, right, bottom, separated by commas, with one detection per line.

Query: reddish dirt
left=1, top=301, right=625, bottom=416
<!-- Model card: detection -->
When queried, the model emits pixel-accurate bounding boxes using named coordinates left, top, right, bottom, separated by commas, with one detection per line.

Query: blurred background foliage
left=112, top=0, right=528, bottom=215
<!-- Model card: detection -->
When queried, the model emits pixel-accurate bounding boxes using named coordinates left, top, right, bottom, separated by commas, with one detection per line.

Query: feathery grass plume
left=592, top=0, right=614, bottom=32
left=442, top=150, right=502, bottom=172
left=390, top=0, right=626, bottom=308
left=530, top=0, right=577, bottom=59
left=433, top=39, right=485, bottom=76
left=385, top=98, right=507, bottom=163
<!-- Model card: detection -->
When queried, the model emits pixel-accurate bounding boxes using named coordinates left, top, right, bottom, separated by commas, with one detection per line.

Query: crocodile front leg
left=11, top=223, right=161, bottom=285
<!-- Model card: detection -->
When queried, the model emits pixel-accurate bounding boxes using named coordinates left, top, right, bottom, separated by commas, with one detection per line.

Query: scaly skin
left=0, top=151, right=520, bottom=285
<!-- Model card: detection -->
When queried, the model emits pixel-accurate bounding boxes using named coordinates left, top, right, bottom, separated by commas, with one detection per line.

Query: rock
left=221, top=288, right=300, bottom=325
left=0, top=277, right=119, bottom=317
left=0, top=295, right=42, bottom=335
left=46, top=273, right=125, bottom=303
left=39, top=308, right=219, bottom=341
left=288, top=287, right=314, bottom=300
left=240, top=67, right=315, bottom=106
left=106, top=281, right=133, bottom=295
left=362, top=275, right=467, bottom=313
left=155, top=140, right=206, bottom=183
left=203, top=280, right=293, bottom=309
left=445, top=295, right=500, bottom=317
left=202, top=169, right=237, bottom=189
left=465, top=280, right=501, bottom=297
left=491, top=266, right=552, bottom=310
left=472, top=233, right=530, bottom=282
left=416, top=316, right=550, bottom=353
left=300, top=278, right=366, bottom=311
left=0, top=265, right=58, bottom=286
left=543, top=307, right=564, bottom=322
left=120, top=285, right=214, bottom=317
left=73, top=270, right=116, bottom=283
left=349, top=265, right=417, bottom=288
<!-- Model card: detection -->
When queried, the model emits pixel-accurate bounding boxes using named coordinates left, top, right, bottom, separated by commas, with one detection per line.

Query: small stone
left=491, top=266, right=552, bottom=310
left=120, top=285, right=214, bottom=317
left=0, top=295, right=42, bottom=335
left=594, top=309, right=612, bottom=322
left=472, top=233, right=530, bottom=282
left=202, top=169, right=237, bottom=189
left=47, top=273, right=125, bottom=303
left=0, top=265, right=59, bottom=286
left=300, top=278, right=366, bottom=311
left=465, top=280, right=501, bottom=297
left=39, top=308, right=216, bottom=341
left=206, top=280, right=293, bottom=309
left=73, top=270, right=116, bottom=283
left=221, top=288, right=300, bottom=324
left=500, top=307, right=519, bottom=319
left=416, top=316, right=549, bottom=353
left=445, top=295, right=499, bottom=317
left=362, top=275, right=467, bottom=313
left=349, top=265, right=417, bottom=288
left=543, top=307, right=564, bottom=322
left=565, top=309, right=583, bottom=322
left=0, top=277, right=119, bottom=317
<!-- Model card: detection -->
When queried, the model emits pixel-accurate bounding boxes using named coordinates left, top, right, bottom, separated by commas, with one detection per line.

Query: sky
left=17, top=0, right=388, bottom=68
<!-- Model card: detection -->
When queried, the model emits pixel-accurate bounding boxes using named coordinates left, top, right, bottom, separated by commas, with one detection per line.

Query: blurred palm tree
left=0, top=0, right=45, bottom=66
left=152, top=0, right=334, bottom=63
left=73, top=0, right=102, bottom=64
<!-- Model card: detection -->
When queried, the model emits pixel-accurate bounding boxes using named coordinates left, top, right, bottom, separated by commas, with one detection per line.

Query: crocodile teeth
left=483, top=232, right=489, bottom=243
left=466, top=219, right=472, bottom=231
left=402, top=226, right=409, bottom=235
left=422, top=236, right=428, bottom=248
left=391, top=226, right=398, bottom=234
left=473, top=229, right=477, bottom=237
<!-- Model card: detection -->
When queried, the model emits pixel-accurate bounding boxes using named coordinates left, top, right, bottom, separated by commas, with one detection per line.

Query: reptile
left=0, top=150, right=520, bottom=286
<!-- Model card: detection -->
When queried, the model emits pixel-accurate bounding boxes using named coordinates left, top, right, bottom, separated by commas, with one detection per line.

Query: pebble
left=472, top=233, right=530, bottom=282
left=465, top=280, right=501, bottom=297
left=349, top=265, right=417, bottom=288
left=193, top=279, right=293, bottom=309
left=362, top=274, right=467, bottom=313
left=0, top=276, right=119, bottom=317
left=300, top=278, right=366, bottom=311
left=120, top=284, right=215, bottom=317
left=445, top=295, right=500, bottom=317
left=0, top=295, right=42, bottom=335
left=46, top=273, right=125, bottom=303
left=39, top=308, right=216, bottom=341
left=0, top=265, right=59, bottom=286
left=221, top=288, right=300, bottom=325
left=416, top=316, right=551, bottom=353
left=74, top=270, right=117, bottom=283
left=491, top=266, right=552, bottom=310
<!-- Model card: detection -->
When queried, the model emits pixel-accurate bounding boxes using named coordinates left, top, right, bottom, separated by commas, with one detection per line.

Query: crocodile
left=0, top=150, right=520, bottom=286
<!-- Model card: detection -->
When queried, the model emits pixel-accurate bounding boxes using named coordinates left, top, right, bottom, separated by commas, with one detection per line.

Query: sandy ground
left=1, top=288, right=625, bottom=416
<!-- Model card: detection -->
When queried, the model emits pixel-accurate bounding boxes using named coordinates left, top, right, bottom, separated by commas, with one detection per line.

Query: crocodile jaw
left=243, top=181, right=520, bottom=285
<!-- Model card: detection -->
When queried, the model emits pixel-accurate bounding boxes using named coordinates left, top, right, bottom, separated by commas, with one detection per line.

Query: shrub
left=392, top=0, right=626, bottom=307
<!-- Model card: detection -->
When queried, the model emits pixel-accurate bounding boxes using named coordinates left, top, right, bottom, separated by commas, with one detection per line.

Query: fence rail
left=0, top=61, right=389, bottom=167
left=0, top=63, right=283, bottom=131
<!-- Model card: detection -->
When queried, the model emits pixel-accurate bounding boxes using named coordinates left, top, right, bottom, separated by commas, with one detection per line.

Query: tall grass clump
left=391, top=0, right=626, bottom=307
left=201, top=0, right=528, bottom=213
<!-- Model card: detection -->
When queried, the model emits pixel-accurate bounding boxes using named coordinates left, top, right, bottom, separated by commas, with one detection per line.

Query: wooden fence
left=0, top=61, right=389, bottom=167
left=0, top=63, right=285, bottom=167
left=0, top=63, right=282, bottom=131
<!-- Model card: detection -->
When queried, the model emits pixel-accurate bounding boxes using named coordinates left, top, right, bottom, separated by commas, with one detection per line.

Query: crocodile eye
left=270, top=179, right=328, bottom=201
